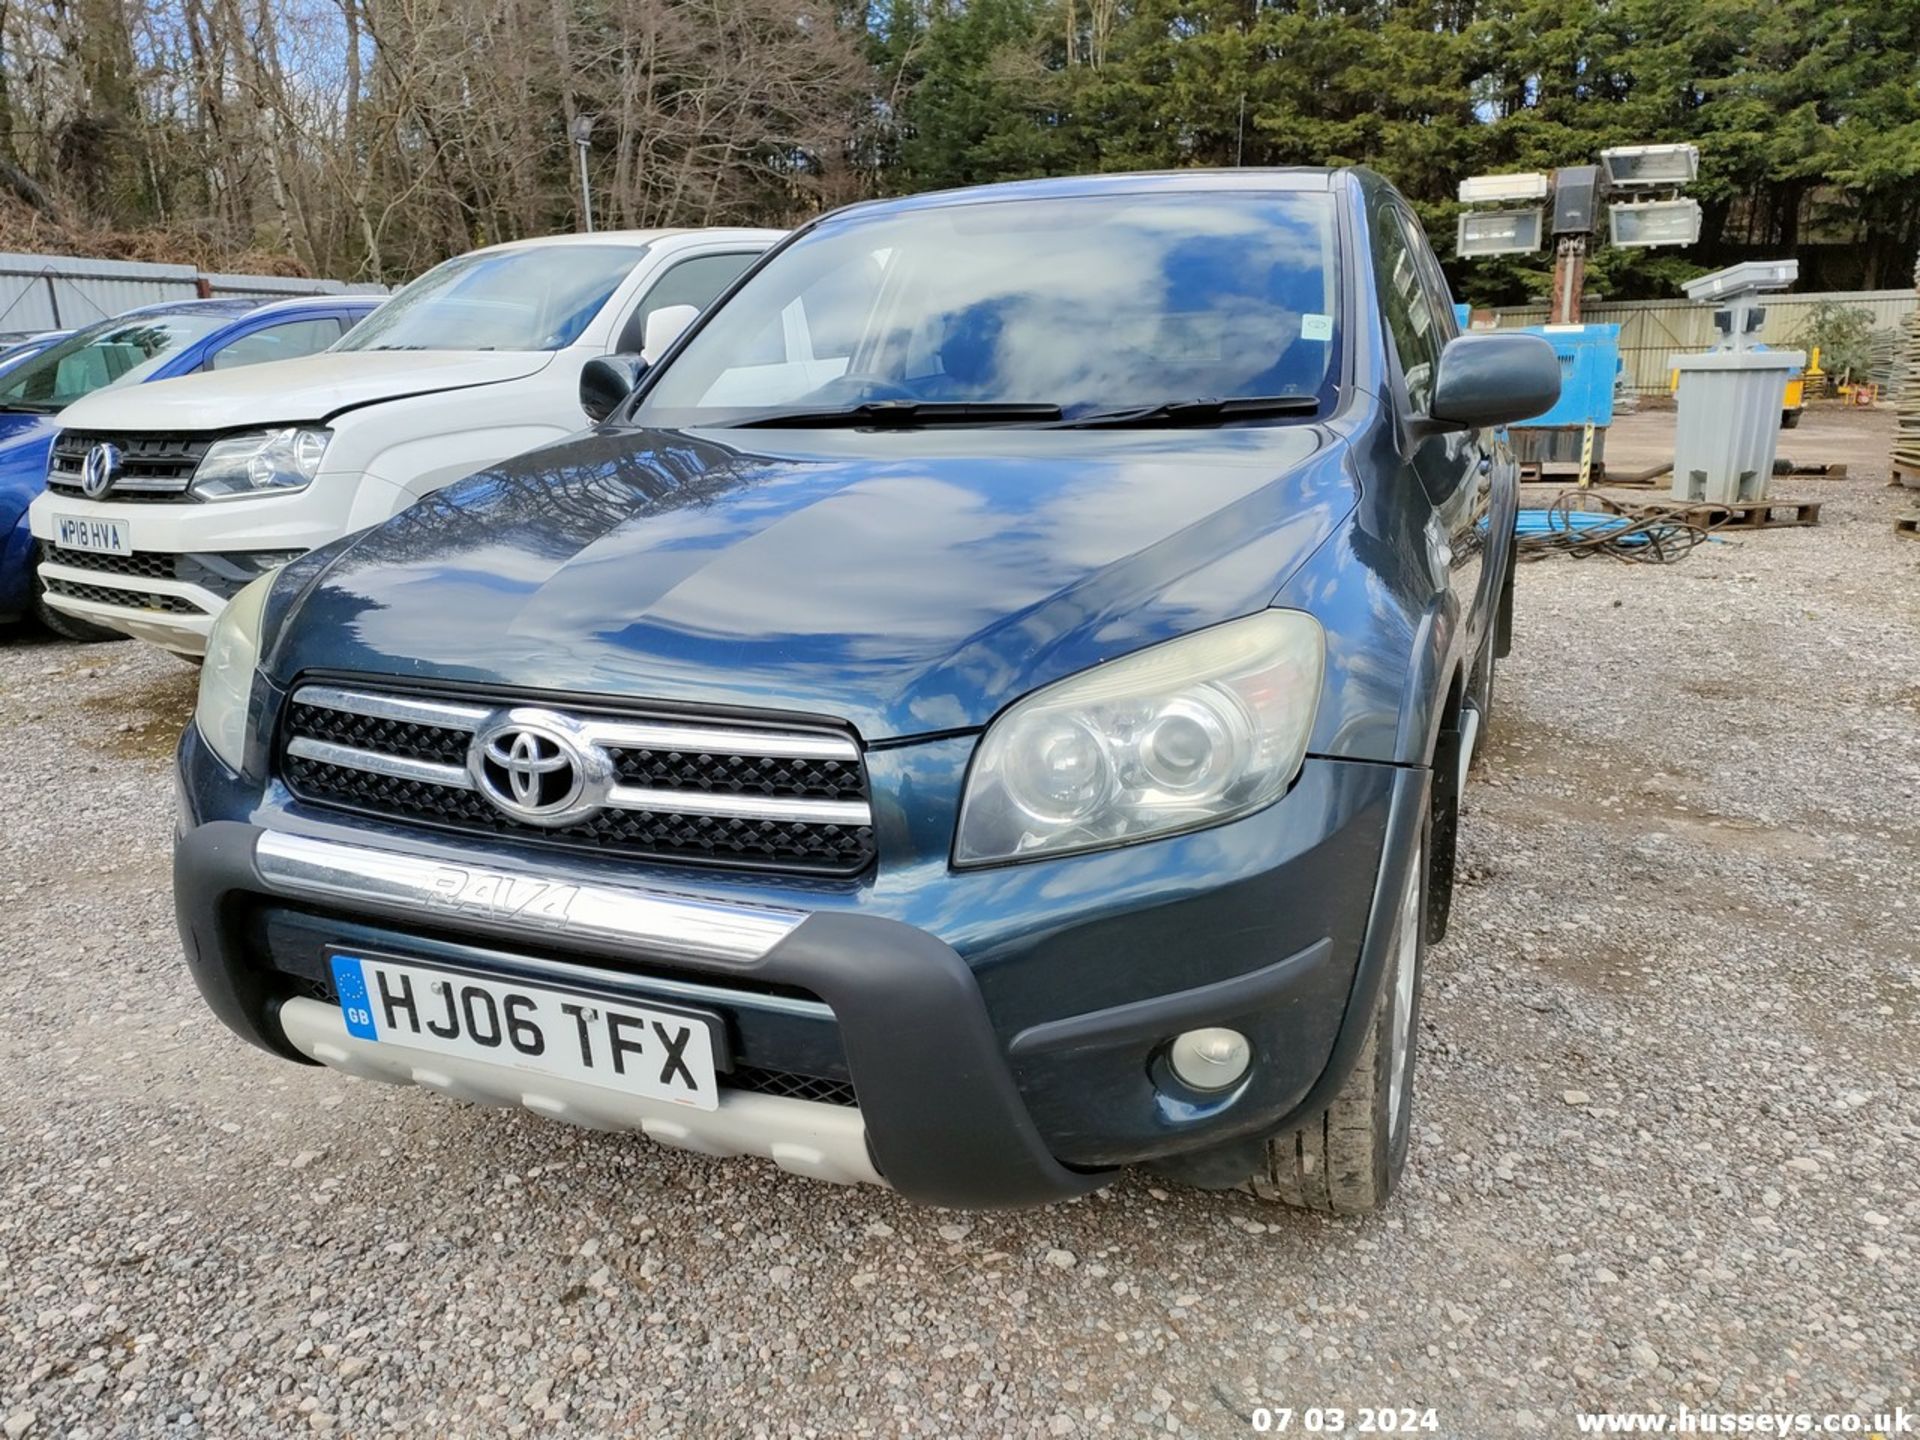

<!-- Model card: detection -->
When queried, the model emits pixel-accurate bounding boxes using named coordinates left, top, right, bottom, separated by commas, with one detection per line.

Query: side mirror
left=580, top=354, right=648, bottom=424
left=641, top=304, right=700, bottom=364
left=1427, top=332, right=1561, bottom=429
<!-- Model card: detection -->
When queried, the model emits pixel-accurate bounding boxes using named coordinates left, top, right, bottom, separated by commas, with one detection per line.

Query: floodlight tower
left=1452, top=144, right=1702, bottom=485
left=1455, top=143, right=1702, bottom=321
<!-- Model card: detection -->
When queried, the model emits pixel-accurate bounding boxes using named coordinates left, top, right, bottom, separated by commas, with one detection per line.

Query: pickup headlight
left=954, top=610, right=1325, bottom=866
left=190, top=427, right=329, bottom=500
left=194, top=573, right=275, bottom=771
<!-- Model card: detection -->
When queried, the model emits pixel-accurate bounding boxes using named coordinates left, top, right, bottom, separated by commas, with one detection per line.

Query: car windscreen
left=637, top=191, right=1342, bottom=425
left=0, top=311, right=234, bottom=412
left=334, top=244, right=648, bottom=354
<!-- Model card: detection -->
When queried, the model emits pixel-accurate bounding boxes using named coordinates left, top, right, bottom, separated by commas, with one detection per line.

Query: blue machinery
left=1456, top=304, right=1622, bottom=484
left=1507, top=323, right=1621, bottom=482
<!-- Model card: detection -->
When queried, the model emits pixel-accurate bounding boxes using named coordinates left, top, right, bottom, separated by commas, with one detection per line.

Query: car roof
left=111, top=297, right=261, bottom=319
left=240, top=293, right=385, bottom=317
left=469, top=227, right=782, bottom=255
left=822, top=168, right=1351, bottom=224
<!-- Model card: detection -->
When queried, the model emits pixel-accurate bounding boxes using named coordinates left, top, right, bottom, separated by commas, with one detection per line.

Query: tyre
left=1245, top=822, right=1427, bottom=1214
left=1493, top=541, right=1516, bottom=660
left=1781, top=409, right=1801, bottom=430
left=1468, top=620, right=1497, bottom=767
left=31, top=543, right=128, bottom=643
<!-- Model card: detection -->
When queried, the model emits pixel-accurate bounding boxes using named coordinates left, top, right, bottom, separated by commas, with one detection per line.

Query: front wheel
left=1246, top=823, right=1427, bottom=1214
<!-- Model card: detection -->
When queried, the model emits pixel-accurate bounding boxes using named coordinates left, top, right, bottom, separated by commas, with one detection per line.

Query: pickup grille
left=43, top=546, right=303, bottom=600
left=48, top=547, right=178, bottom=580
left=47, top=429, right=213, bottom=500
left=42, top=576, right=204, bottom=613
left=278, top=684, right=877, bottom=876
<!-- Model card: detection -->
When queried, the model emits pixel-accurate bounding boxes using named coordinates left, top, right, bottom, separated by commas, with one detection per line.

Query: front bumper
left=27, top=482, right=367, bottom=653
left=176, top=728, right=1426, bottom=1208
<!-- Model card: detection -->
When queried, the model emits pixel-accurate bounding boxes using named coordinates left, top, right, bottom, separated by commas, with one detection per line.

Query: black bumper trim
left=174, top=819, right=1107, bottom=1209
left=1008, top=937, right=1335, bottom=1056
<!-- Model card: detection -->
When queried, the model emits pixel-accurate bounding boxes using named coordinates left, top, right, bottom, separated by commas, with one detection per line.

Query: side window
left=616, top=253, right=759, bottom=354
left=1371, top=205, right=1444, bottom=413
left=207, top=317, right=344, bottom=371
left=1398, top=210, right=1461, bottom=346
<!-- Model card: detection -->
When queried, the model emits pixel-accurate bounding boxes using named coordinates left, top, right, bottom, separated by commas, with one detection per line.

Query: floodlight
left=1456, top=208, right=1544, bottom=258
left=1457, top=172, right=1550, bottom=205
left=1600, top=144, right=1699, bottom=188
left=1607, top=198, right=1702, bottom=249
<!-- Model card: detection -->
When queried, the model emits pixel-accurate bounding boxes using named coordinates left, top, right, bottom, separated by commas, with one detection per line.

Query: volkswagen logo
left=80, top=441, right=123, bottom=499
left=467, top=711, right=599, bottom=826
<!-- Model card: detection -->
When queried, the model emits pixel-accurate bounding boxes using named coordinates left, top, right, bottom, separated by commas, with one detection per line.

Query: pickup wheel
left=1246, top=821, right=1426, bottom=1214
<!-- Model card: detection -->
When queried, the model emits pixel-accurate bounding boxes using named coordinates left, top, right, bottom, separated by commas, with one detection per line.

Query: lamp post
left=570, top=113, right=596, bottom=233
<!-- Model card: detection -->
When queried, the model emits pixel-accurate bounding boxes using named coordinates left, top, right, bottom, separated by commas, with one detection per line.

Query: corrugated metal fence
left=0, top=252, right=387, bottom=335
left=1484, top=289, right=1917, bottom=394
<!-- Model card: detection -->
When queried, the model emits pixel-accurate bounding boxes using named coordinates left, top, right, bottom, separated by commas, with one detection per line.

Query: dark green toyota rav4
left=174, top=168, right=1556, bottom=1211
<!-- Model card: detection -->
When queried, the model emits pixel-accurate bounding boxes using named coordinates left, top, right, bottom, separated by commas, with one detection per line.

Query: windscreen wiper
left=1055, top=394, right=1320, bottom=428
left=728, top=400, right=1064, bottom=429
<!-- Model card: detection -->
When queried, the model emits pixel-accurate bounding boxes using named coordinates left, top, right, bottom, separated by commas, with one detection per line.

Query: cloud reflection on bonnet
left=290, top=420, right=1355, bottom=741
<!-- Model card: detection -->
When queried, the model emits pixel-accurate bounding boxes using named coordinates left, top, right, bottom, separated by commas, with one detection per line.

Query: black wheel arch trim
left=1248, top=762, right=1430, bottom=1151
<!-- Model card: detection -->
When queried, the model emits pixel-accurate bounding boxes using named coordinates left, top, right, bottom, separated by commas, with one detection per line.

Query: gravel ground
left=1, top=405, right=1915, bottom=1439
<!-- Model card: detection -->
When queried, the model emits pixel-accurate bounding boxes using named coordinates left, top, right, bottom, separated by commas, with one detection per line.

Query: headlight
left=194, top=573, right=275, bottom=772
left=954, top=610, right=1325, bottom=866
left=190, top=427, right=330, bottom=500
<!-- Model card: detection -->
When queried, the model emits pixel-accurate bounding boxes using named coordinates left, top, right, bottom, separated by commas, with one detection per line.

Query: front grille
left=48, top=428, right=214, bottom=500
left=42, top=575, right=203, bottom=614
left=46, top=547, right=178, bottom=580
left=44, top=546, right=304, bottom=600
left=278, top=683, right=877, bottom=876
left=729, top=1066, right=859, bottom=1107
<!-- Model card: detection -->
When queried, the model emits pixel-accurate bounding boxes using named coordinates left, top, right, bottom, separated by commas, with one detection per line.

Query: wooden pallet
left=1680, top=499, right=1822, bottom=530
left=1893, top=459, right=1920, bottom=490
left=1897, top=517, right=1920, bottom=542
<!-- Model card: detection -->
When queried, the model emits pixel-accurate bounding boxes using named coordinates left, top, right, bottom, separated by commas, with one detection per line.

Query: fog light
left=1168, top=1027, right=1251, bottom=1090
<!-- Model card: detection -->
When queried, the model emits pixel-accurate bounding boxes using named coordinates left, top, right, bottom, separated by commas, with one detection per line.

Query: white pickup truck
left=28, top=227, right=779, bottom=655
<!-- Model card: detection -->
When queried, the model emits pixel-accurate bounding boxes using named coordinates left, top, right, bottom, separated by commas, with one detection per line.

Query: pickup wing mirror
left=641, top=304, right=701, bottom=364
left=580, top=354, right=649, bottom=425
left=1427, top=332, right=1561, bottom=430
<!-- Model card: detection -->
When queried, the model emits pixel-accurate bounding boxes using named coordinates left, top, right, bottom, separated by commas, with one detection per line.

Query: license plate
left=328, top=954, right=720, bottom=1110
left=53, top=513, right=131, bottom=556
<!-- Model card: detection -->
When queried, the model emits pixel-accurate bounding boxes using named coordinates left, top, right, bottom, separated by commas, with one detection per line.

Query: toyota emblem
left=467, top=712, right=595, bottom=826
left=80, top=441, right=123, bottom=499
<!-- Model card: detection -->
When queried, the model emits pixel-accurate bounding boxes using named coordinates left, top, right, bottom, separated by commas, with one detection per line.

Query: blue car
left=174, top=170, right=1557, bottom=1212
left=0, top=331, right=70, bottom=380
left=0, top=294, right=379, bottom=635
